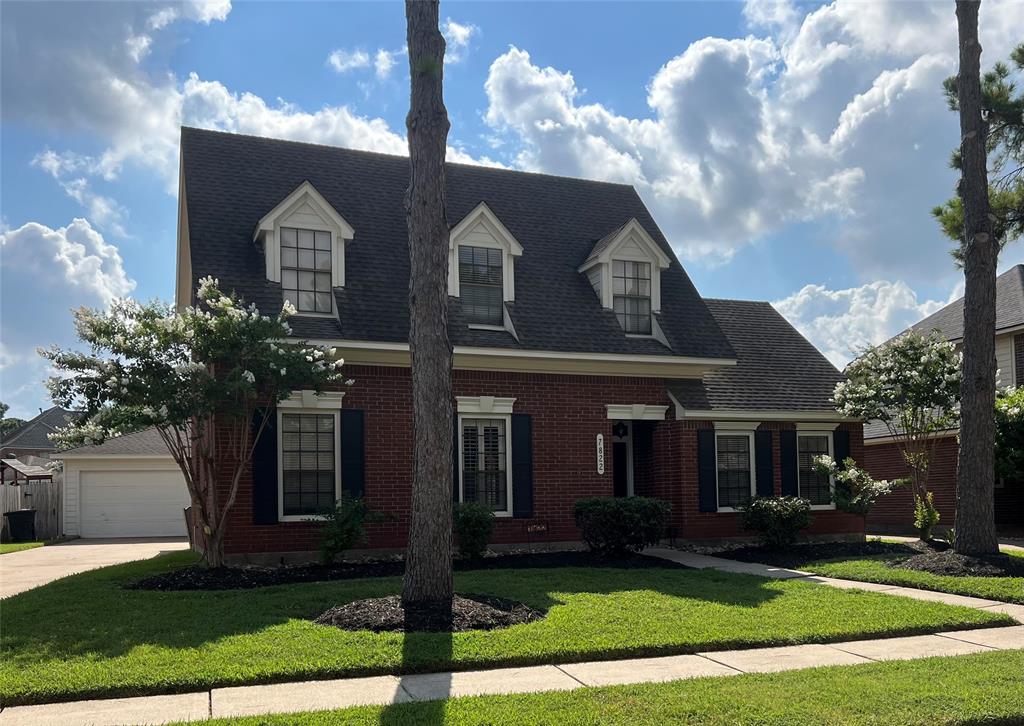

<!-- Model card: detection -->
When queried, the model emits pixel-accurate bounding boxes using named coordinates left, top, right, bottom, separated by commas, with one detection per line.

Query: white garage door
left=79, top=470, right=190, bottom=538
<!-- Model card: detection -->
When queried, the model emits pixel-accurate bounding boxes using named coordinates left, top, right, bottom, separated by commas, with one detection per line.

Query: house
left=177, top=127, right=864, bottom=559
left=0, top=406, right=79, bottom=461
left=54, top=428, right=190, bottom=538
left=864, top=264, right=1024, bottom=533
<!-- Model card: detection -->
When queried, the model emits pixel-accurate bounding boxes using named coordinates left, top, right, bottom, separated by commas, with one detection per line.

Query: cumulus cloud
left=374, top=49, right=398, bottom=80
left=327, top=49, right=371, bottom=74
left=773, top=280, right=950, bottom=368
left=442, top=18, right=478, bottom=64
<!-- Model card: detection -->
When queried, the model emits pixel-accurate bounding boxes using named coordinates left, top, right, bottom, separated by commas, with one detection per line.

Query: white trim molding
left=606, top=404, right=669, bottom=420
left=673, top=405, right=855, bottom=423
left=457, top=412, right=514, bottom=517
left=278, top=390, right=346, bottom=410
left=796, top=421, right=841, bottom=431
left=578, top=218, right=672, bottom=315
left=448, top=202, right=523, bottom=302
left=456, top=396, right=516, bottom=415
left=276, top=406, right=342, bottom=523
left=796, top=429, right=837, bottom=511
left=713, top=420, right=761, bottom=431
left=713, top=428, right=757, bottom=513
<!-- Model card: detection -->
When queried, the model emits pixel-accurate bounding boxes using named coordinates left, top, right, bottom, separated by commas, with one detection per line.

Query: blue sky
left=2, top=0, right=1023, bottom=419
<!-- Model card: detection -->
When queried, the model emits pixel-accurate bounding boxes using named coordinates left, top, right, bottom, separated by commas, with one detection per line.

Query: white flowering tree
left=833, top=330, right=961, bottom=516
left=42, top=277, right=345, bottom=567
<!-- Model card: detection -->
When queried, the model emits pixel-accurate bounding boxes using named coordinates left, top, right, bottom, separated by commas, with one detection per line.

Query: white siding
left=996, top=333, right=1015, bottom=388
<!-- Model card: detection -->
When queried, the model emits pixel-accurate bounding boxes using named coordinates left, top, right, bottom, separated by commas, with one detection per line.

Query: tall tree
left=0, top=402, right=27, bottom=439
left=952, top=0, right=999, bottom=555
left=402, top=0, right=454, bottom=607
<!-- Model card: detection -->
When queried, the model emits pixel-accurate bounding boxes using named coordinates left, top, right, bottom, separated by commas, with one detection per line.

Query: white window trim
left=714, top=428, right=757, bottom=513
left=448, top=202, right=523, bottom=302
left=456, top=396, right=516, bottom=415
left=457, top=412, right=514, bottom=517
left=606, top=403, right=668, bottom=420
left=578, top=218, right=671, bottom=316
left=276, top=407, right=342, bottom=523
left=797, top=429, right=836, bottom=511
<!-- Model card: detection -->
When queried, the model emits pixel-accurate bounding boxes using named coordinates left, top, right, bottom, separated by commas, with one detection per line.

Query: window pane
left=717, top=435, right=752, bottom=509
left=281, top=413, right=336, bottom=516
left=314, top=231, right=331, bottom=250
left=281, top=247, right=297, bottom=268
left=298, top=229, right=315, bottom=249
left=315, top=251, right=332, bottom=270
left=298, top=249, right=315, bottom=269
left=316, top=293, right=332, bottom=312
left=612, top=258, right=652, bottom=334
left=281, top=269, right=297, bottom=290
left=315, top=272, right=331, bottom=292
left=298, top=291, right=315, bottom=312
left=798, top=435, right=832, bottom=505
left=461, top=281, right=503, bottom=325
left=461, top=418, right=508, bottom=512
left=283, top=290, right=297, bottom=308
left=298, top=271, right=315, bottom=292
left=281, top=228, right=297, bottom=247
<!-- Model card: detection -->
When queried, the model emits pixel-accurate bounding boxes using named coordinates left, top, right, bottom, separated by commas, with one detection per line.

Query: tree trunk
left=954, top=0, right=1000, bottom=555
left=402, top=0, right=454, bottom=606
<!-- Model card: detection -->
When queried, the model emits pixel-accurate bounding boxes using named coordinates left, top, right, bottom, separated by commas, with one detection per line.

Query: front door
left=611, top=420, right=633, bottom=497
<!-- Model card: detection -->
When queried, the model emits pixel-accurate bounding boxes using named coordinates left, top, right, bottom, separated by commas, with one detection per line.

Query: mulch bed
left=313, top=593, right=543, bottom=633
left=892, top=550, right=1024, bottom=578
left=127, top=550, right=686, bottom=591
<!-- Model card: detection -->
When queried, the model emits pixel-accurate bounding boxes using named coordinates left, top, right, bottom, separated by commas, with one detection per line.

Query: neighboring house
left=0, top=406, right=79, bottom=461
left=54, top=428, right=190, bottom=538
left=864, top=264, right=1024, bottom=533
left=177, top=127, right=864, bottom=558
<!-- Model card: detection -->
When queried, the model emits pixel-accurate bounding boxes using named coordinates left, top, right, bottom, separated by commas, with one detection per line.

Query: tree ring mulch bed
left=126, top=551, right=687, bottom=591
left=890, top=550, right=1024, bottom=578
left=312, top=593, right=543, bottom=632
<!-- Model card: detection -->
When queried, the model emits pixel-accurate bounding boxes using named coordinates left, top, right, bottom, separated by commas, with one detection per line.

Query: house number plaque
left=596, top=434, right=605, bottom=474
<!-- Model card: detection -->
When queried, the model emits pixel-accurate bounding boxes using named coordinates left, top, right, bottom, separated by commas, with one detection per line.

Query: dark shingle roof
left=1, top=407, right=79, bottom=450
left=911, top=265, right=1024, bottom=341
left=180, top=127, right=734, bottom=360
left=667, top=299, right=844, bottom=412
left=57, top=428, right=170, bottom=457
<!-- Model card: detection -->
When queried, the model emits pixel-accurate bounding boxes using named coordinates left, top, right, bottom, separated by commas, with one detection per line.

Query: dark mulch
left=313, top=593, right=543, bottom=633
left=892, top=550, right=1024, bottom=578
left=127, top=550, right=685, bottom=591
left=717, top=540, right=931, bottom=569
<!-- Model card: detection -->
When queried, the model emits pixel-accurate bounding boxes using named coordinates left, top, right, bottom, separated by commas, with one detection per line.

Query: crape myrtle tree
left=43, top=277, right=345, bottom=567
left=833, top=330, right=961, bottom=537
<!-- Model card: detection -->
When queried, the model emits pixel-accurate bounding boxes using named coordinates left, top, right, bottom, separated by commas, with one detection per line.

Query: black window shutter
left=755, top=430, right=774, bottom=498
left=340, top=409, right=365, bottom=500
left=251, top=408, right=278, bottom=524
left=833, top=429, right=851, bottom=470
left=697, top=428, right=717, bottom=512
left=511, top=413, right=534, bottom=518
left=453, top=414, right=460, bottom=503
left=780, top=429, right=797, bottom=497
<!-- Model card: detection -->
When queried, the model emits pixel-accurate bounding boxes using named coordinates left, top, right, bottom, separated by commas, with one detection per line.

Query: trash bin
left=3, top=509, right=37, bottom=542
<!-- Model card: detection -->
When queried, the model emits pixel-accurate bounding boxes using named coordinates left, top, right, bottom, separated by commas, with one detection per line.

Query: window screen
left=281, top=227, right=332, bottom=313
left=280, top=413, right=336, bottom=516
left=612, top=260, right=652, bottom=334
left=461, top=417, right=509, bottom=512
left=798, top=435, right=832, bottom=505
left=459, top=245, right=503, bottom=325
left=716, top=434, right=752, bottom=509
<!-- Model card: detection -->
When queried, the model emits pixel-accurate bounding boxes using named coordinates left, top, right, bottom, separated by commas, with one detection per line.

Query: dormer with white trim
left=253, top=181, right=355, bottom=315
left=448, top=202, right=524, bottom=333
left=578, top=218, right=672, bottom=337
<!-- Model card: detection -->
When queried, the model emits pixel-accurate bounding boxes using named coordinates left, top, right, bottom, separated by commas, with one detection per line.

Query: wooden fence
left=1, top=473, right=62, bottom=541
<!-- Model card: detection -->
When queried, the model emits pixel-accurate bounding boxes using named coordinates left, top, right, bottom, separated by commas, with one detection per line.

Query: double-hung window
left=797, top=433, right=834, bottom=507
left=612, top=260, right=652, bottom=334
left=279, top=412, right=338, bottom=517
left=716, top=432, right=754, bottom=510
left=460, top=417, right=511, bottom=514
left=281, top=227, right=332, bottom=313
left=458, top=246, right=503, bottom=325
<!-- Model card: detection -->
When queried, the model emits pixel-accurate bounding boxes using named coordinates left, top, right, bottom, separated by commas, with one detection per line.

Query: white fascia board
left=457, top=396, right=517, bottom=414
left=864, top=429, right=959, bottom=446
left=678, top=409, right=858, bottom=422
left=606, top=404, right=669, bottom=420
left=278, top=390, right=346, bottom=409
left=449, top=202, right=524, bottom=256
left=577, top=218, right=672, bottom=272
left=253, top=181, right=355, bottom=240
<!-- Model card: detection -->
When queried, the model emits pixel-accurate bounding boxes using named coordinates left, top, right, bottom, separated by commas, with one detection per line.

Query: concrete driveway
left=0, top=538, right=190, bottom=598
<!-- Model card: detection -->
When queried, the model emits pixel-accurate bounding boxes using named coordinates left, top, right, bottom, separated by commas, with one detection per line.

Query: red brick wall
left=219, top=365, right=865, bottom=555
left=863, top=435, right=958, bottom=530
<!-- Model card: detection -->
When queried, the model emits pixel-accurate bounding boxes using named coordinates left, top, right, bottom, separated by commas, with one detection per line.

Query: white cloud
left=442, top=18, right=478, bottom=64
left=327, top=49, right=371, bottom=74
left=31, top=151, right=129, bottom=236
left=375, top=49, right=398, bottom=80
left=773, top=279, right=951, bottom=368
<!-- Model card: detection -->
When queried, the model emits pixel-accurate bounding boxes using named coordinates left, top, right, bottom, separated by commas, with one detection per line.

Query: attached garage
left=57, top=429, right=190, bottom=539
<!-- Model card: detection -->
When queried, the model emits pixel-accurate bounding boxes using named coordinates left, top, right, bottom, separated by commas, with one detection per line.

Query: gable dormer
left=253, top=181, right=355, bottom=314
left=448, top=202, right=524, bottom=331
left=578, top=218, right=671, bottom=336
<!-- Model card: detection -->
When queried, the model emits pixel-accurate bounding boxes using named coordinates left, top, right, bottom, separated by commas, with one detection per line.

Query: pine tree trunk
left=954, top=0, right=1000, bottom=555
left=402, top=0, right=454, bottom=606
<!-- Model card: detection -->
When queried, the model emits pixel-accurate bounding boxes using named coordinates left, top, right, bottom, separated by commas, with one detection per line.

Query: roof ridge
left=1, top=405, right=63, bottom=445
left=702, top=297, right=772, bottom=305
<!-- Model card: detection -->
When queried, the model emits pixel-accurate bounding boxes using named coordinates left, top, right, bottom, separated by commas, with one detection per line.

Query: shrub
left=738, top=496, right=812, bottom=549
left=913, top=492, right=941, bottom=541
left=315, top=495, right=376, bottom=565
left=813, top=455, right=904, bottom=518
left=453, top=502, right=495, bottom=560
left=573, top=497, right=671, bottom=556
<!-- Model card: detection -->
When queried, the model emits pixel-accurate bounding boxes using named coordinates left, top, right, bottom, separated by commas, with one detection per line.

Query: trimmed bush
left=573, top=497, right=671, bottom=555
left=316, top=495, right=373, bottom=565
left=454, top=502, right=495, bottom=560
left=739, top=496, right=812, bottom=549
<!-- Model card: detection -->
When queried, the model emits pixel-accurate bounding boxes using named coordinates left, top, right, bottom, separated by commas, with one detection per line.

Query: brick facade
left=220, top=365, right=865, bottom=556
left=863, top=436, right=958, bottom=532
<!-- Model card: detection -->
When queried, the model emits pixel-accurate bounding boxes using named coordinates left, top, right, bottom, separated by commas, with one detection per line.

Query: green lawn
left=203, top=651, right=1024, bottom=726
left=805, top=548, right=1024, bottom=605
left=0, top=541, right=43, bottom=555
left=0, top=551, right=1013, bottom=706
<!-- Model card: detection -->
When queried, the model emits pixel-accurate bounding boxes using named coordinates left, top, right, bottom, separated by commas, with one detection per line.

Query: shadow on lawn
left=0, top=557, right=782, bottom=664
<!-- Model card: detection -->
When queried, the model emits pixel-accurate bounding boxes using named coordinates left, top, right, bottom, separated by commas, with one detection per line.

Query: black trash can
left=4, top=509, right=37, bottom=542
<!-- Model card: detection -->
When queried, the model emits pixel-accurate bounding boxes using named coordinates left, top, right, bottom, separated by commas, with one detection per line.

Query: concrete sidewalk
left=4, top=626, right=1022, bottom=725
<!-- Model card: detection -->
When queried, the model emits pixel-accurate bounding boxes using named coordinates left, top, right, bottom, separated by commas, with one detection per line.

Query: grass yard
left=198, top=650, right=1024, bottom=726
left=806, top=548, right=1024, bottom=605
left=0, top=551, right=1014, bottom=706
left=0, top=541, right=44, bottom=555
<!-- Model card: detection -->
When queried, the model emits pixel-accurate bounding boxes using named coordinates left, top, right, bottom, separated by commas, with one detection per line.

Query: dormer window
left=281, top=227, right=333, bottom=313
left=459, top=246, right=504, bottom=325
left=612, top=260, right=651, bottom=334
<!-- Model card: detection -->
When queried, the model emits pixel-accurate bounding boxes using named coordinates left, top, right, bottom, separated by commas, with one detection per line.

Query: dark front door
left=611, top=420, right=632, bottom=497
